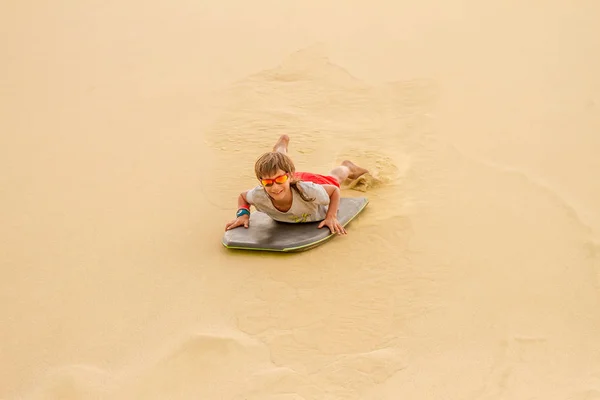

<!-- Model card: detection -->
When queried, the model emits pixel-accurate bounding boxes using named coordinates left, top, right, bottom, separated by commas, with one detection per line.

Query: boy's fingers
left=225, top=219, right=242, bottom=231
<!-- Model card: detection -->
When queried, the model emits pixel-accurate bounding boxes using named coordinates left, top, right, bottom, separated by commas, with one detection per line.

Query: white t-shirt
left=245, top=181, right=331, bottom=223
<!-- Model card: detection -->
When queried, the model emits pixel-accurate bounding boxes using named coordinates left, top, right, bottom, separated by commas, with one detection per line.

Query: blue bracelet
left=236, top=208, right=250, bottom=218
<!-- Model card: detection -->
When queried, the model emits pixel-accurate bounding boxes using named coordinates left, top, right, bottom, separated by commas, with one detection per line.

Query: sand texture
left=1, top=1, right=600, bottom=399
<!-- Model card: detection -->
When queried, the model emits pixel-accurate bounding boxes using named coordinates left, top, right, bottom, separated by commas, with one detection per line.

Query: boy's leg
left=272, top=134, right=368, bottom=184
left=273, top=134, right=290, bottom=154
left=329, top=160, right=369, bottom=184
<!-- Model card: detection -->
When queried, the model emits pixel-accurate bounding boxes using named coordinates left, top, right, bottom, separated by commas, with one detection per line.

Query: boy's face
left=260, top=169, right=291, bottom=201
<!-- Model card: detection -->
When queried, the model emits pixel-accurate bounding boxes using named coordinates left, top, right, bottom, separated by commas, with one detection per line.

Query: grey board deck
left=222, top=197, right=369, bottom=252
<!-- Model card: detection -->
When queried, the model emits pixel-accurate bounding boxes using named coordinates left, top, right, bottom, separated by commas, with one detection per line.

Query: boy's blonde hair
left=254, top=152, right=296, bottom=179
left=254, top=152, right=314, bottom=202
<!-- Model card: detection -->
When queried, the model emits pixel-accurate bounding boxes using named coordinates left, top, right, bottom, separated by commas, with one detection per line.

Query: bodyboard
left=222, top=197, right=369, bottom=252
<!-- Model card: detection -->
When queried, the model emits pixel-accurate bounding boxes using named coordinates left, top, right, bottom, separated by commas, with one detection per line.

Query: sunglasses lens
left=261, top=174, right=288, bottom=187
left=275, top=175, right=288, bottom=184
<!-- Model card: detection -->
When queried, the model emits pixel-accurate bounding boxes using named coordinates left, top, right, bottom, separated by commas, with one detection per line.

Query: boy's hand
left=225, top=215, right=250, bottom=231
left=318, top=217, right=347, bottom=235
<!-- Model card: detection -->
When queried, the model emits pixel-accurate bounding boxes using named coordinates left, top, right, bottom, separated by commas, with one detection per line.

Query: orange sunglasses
left=261, top=173, right=289, bottom=187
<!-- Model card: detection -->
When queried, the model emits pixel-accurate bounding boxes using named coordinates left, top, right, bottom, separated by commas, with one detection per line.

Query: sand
left=1, top=1, right=600, bottom=399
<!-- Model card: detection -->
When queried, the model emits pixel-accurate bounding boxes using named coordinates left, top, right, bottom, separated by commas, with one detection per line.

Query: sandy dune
left=1, top=1, right=600, bottom=399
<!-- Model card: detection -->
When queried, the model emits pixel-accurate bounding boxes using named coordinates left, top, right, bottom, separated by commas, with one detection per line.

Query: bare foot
left=273, top=134, right=290, bottom=154
left=342, top=160, right=369, bottom=180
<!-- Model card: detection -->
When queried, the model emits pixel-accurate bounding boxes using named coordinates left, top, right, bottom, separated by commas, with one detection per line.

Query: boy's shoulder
left=296, top=180, right=317, bottom=189
left=297, top=180, right=326, bottom=193
left=296, top=181, right=330, bottom=204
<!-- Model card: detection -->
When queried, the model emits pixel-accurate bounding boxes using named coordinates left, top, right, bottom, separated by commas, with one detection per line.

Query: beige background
left=1, top=1, right=600, bottom=399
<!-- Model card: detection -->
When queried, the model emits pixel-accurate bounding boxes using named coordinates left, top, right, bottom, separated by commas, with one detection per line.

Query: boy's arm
left=225, top=190, right=253, bottom=231
left=321, top=184, right=341, bottom=218
left=239, top=191, right=252, bottom=210
left=318, top=184, right=346, bottom=235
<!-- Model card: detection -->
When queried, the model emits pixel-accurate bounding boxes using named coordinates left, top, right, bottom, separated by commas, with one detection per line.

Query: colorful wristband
left=236, top=208, right=250, bottom=218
